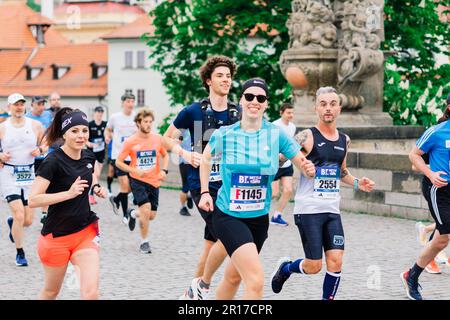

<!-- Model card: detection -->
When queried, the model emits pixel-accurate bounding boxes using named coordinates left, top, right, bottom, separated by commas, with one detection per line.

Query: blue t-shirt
left=209, top=120, right=300, bottom=218
left=416, top=120, right=450, bottom=182
left=172, top=102, right=240, bottom=191
left=26, top=110, right=52, bottom=129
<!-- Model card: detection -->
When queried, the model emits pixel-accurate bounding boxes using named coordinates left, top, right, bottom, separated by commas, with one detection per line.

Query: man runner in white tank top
left=271, top=87, right=375, bottom=299
left=0, top=93, right=45, bottom=266
left=105, top=93, right=137, bottom=225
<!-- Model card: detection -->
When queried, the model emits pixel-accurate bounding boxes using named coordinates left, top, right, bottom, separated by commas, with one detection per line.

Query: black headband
left=240, top=78, right=269, bottom=98
left=61, top=111, right=89, bottom=134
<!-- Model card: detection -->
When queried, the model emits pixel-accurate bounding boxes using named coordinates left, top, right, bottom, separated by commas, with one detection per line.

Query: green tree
left=146, top=0, right=450, bottom=129
left=144, top=0, right=292, bottom=123
left=383, top=0, right=450, bottom=127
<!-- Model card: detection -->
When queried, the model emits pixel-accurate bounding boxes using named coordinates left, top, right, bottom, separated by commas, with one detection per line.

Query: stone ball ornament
left=285, top=66, right=308, bottom=89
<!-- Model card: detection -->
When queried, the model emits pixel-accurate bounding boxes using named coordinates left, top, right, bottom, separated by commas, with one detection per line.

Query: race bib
left=230, top=173, right=268, bottom=212
left=93, top=138, right=105, bottom=152
left=137, top=150, right=156, bottom=170
left=209, top=155, right=222, bottom=182
left=313, top=166, right=340, bottom=199
left=14, top=165, right=35, bottom=186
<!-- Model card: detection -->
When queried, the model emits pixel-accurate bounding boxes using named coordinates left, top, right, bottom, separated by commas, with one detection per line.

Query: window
left=91, top=63, right=107, bottom=79
left=125, top=51, right=133, bottom=68
left=137, top=51, right=146, bottom=68
left=137, top=89, right=145, bottom=106
left=51, top=65, right=70, bottom=80
left=26, top=66, right=43, bottom=80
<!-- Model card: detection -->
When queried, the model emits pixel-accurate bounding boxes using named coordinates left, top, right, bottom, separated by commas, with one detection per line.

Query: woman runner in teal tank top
left=198, top=78, right=316, bottom=299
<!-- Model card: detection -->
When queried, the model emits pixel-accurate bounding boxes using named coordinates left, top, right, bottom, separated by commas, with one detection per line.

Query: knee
left=41, top=288, right=60, bottom=300
left=305, top=261, right=322, bottom=274
left=23, top=218, right=33, bottom=227
left=12, top=212, right=25, bottom=224
left=246, top=274, right=264, bottom=296
left=81, top=288, right=99, bottom=300
left=148, top=212, right=156, bottom=221
left=225, top=273, right=242, bottom=287
left=433, top=237, right=449, bottom=251
left=326, top=258, right=343, bottom=272
left=283, top=186, right=293, bottom=197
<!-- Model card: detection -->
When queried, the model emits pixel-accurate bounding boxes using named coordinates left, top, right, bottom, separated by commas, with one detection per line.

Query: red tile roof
left=0, top=3, right=69, bottom=50
left=55, top=1, right=145, bottom=15
left=0, top=43, right=108, bottom=97
left=102, top=15, right=154, bottom=39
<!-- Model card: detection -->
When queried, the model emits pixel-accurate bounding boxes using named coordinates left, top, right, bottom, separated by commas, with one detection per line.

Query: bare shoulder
left=30, top=119, right=43, bottom=130
left=345, top=134, right=351, bottom=145
left=294, top=128, right=312, bottom=146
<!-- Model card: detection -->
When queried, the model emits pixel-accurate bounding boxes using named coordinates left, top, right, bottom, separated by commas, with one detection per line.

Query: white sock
left=274, top=211, right=282, bottom=218
left=141, top=238, right=149, bottom=244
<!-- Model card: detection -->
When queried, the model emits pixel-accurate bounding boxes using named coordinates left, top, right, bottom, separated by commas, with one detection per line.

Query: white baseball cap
left=7, top=93, right=26, bottom=105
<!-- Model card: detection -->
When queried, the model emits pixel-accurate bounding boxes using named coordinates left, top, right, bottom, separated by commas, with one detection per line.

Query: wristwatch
left=163, top=169, right=169, bottom=174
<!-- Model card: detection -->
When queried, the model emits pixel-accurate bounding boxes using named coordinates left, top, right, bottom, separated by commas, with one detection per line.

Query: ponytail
left=44, top=107, right=73, bottom=146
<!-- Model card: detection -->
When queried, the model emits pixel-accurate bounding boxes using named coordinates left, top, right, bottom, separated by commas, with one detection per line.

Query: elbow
left=28, top=196, right=37, bottom=208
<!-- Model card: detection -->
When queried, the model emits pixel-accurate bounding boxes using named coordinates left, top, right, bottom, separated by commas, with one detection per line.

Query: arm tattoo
left=341, top=168, right=349, bottom=179
left=295, top=131, right=308, bottom=149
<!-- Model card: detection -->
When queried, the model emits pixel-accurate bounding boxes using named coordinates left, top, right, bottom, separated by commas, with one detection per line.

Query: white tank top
left=2, top=118, right=37, bottom=165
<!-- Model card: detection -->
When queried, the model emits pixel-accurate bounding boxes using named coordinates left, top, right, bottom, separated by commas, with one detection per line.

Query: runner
left=26, top=96, right=51, bottom=222
left=115, top=108, right=169, bottom=253
left=270, top=102, right=296, bottom=226
left=178, top=129, right=194, bottom=216
left=163, top=55, right=240, bottom=299
left=0, top=93, right=45, bottom=266
left=198, top=78, right=315, bottom=299
left=86, top=106, right=107, bottom=205
left=271, top=86, right=375, bottom=300
left=105, top=93, right=136, bottom=224
left=401, top=93, right=450, bottom=300
left=29, top=107, right=107, bottom=300
left=48, top=92, right=62, bottom=119
left=26, top=96, right=53, bottom=129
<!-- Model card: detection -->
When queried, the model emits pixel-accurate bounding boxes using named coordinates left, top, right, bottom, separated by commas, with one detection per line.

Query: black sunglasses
left=243, top=93, right=268, bottom=103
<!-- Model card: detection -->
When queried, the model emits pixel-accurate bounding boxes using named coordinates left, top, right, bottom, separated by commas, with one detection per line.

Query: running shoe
left=186, top=277, right=210, bottom=300
left=127, top=209, right=136, bottom=231
left=424, top=260, right=441, bottom=274
left=270, top=215, right=289, bottom=226
left=16, top=252, right=28, bottom=267
left=140, top=242, right=151, bottom=254
left=7, top=216, right=14, bottom=243
left=187, top=195, right=193, bottom=209
left=179, top=207, right=191, bottom=216
left=89, top=194, right=97, bottom=205
left=109, top=195, right=120, bottom=215
left=415, top=222, right=427, bottom=246
left=435, top=250, right=448, bottom=264
left=271, top=257, right=292, bottom=294
left=400, top=270, right=423, bottom=300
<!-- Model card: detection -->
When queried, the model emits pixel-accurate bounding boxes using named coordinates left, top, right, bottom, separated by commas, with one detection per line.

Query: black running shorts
left=212, top=208, right=269, bottom=257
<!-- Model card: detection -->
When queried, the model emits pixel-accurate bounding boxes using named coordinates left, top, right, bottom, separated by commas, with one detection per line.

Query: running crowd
left=0, top=55, right=448, bottom=301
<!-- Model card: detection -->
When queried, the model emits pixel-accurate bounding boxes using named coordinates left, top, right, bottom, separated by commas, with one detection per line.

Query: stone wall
left=341, top=151, right=431, bottom=221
